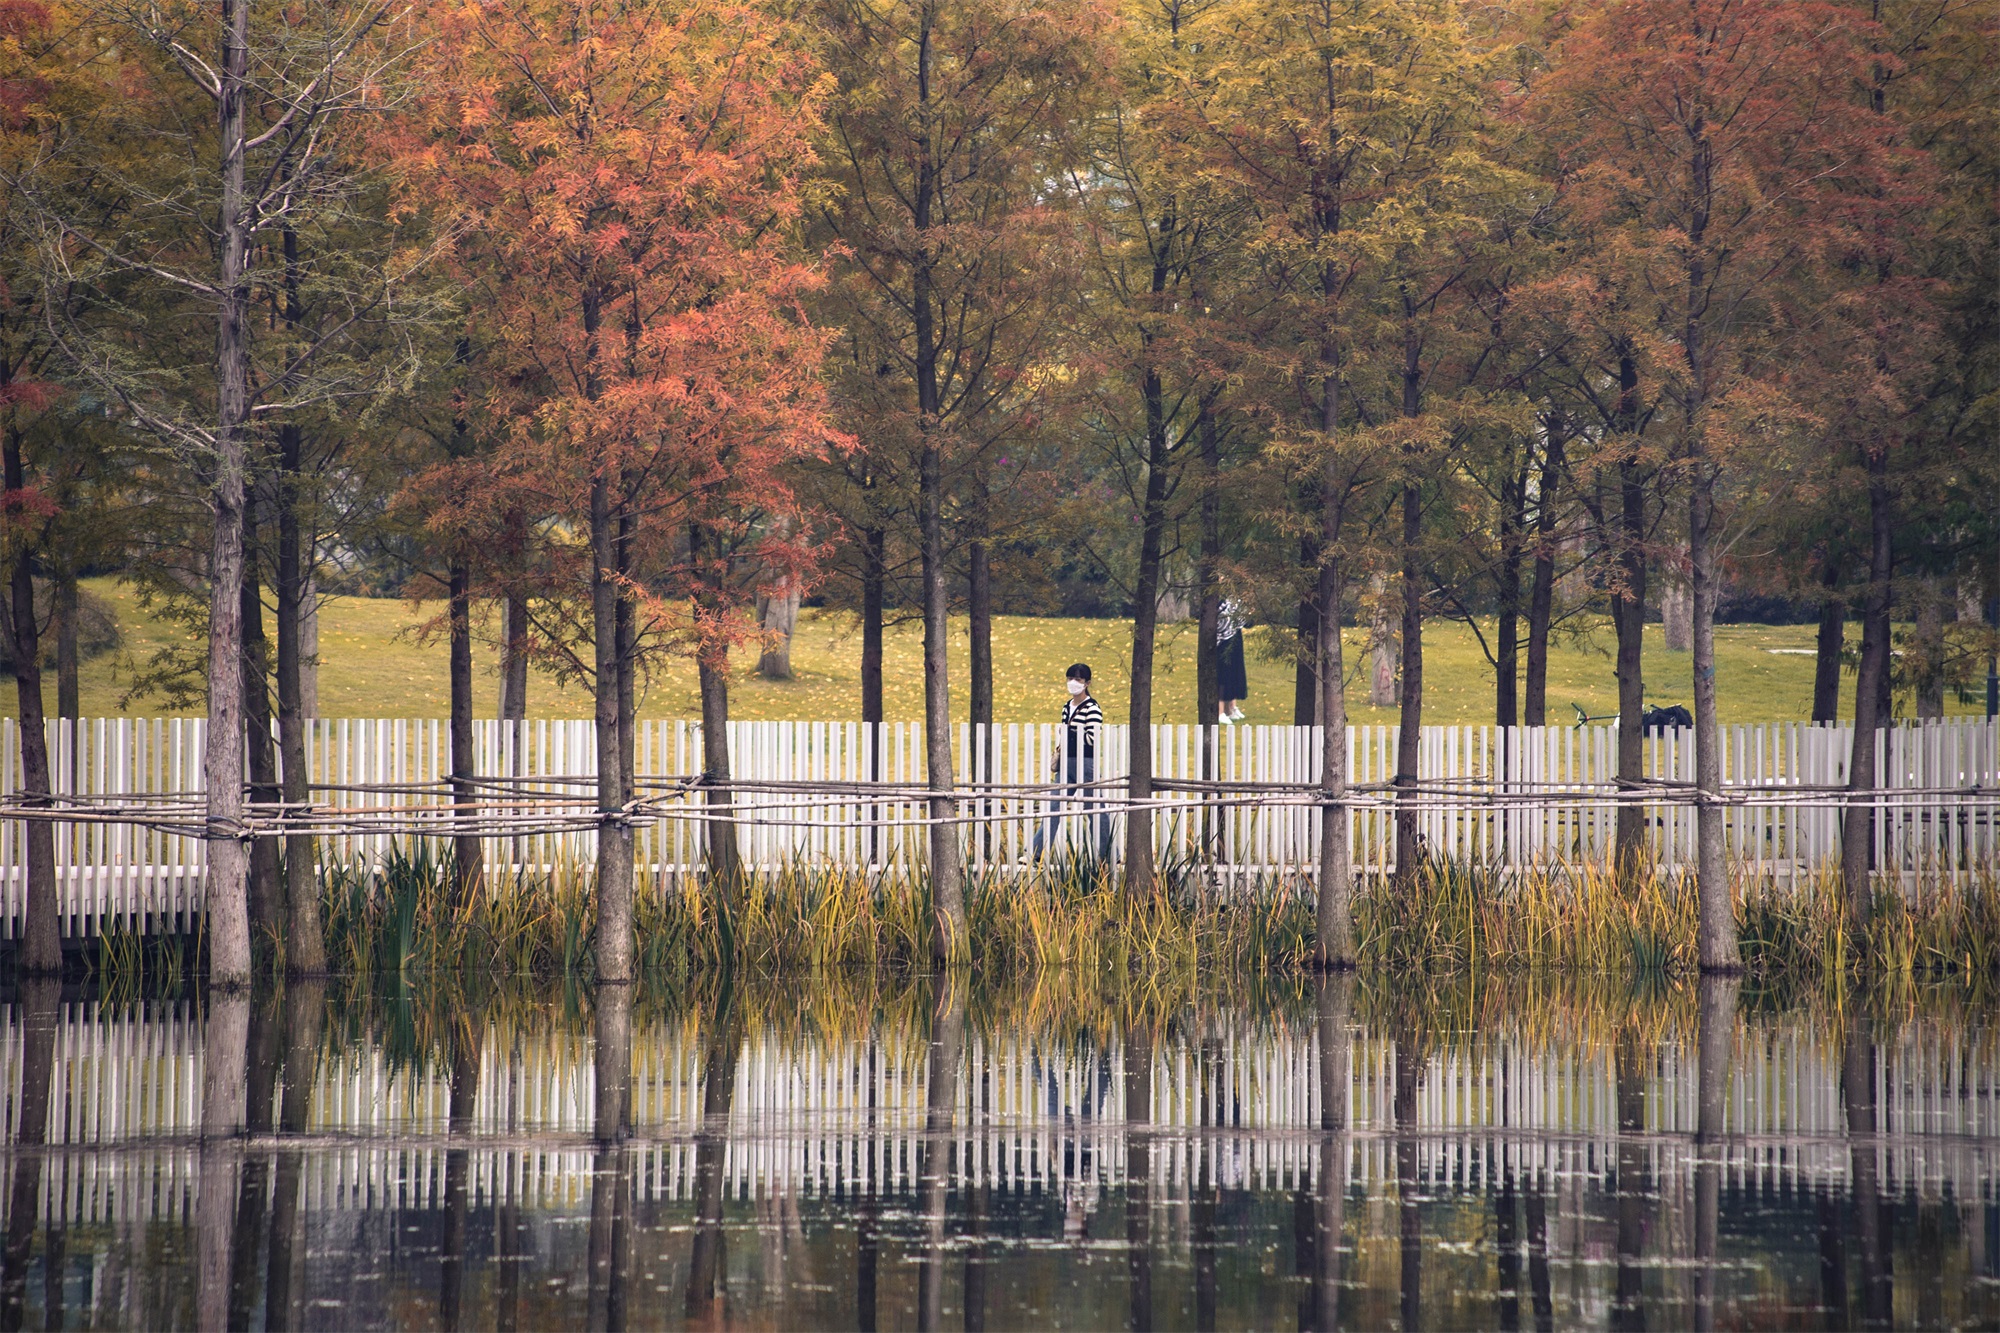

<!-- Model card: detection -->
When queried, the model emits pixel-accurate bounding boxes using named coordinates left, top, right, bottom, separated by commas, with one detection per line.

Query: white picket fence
left=2, top=716, right=1995, bottom=935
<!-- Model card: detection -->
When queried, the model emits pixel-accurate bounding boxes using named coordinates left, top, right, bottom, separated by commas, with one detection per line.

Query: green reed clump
left=311, top=844, right=1319, bottom=985
left=1356, top=859, right=1703, bottom=974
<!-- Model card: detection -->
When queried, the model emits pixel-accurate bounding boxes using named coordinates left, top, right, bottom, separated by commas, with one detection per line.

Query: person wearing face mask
left=1031, top=663, right=1112, bottom=862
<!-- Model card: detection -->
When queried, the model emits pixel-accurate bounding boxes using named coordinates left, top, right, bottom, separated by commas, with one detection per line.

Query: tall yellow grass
left=290, top=844, right=2000, bottom=989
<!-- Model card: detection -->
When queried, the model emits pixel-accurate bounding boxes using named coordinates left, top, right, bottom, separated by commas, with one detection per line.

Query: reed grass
left=287, top=844, right=2000, bottom=989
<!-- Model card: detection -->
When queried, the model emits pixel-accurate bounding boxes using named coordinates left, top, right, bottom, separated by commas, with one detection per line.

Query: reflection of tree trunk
left=1125, top=1023, right=1153, bottom=1333
left=227, top=993, right=284, bottom=1330
left=857, top=1040, right=880, bottom=1333
left=1496, top=1176, right=1520, bottom=1333
left=1614, top=1031, right=1648, bottom=1333
left=1310, top=975, right=1351, bottom=1333
left=1816, top=1186, right=1849, bottom=1330
left=0, top=983, right=59, bottom=1333
left=686, top=975, right=743, bottom=1329
left=442, top=1013, right=483, bottom=1332
left=1693, top=978, right=1734, bottom=1333
left=266, top=981, right=323, bottom=1332
left=917, top=976, right=965, bottom=1333
left=1844, top=1009, right=1893, bottom=1330
left=1525, top=1182, right=1553, bottom=1333
left=196, top=993, right=251, bottom=1333
left=589, top=984, right=633, bottom=1329
left=963, top=1177, right=986, bottom=1333
left=1193, top=1041, right=1219, bottom=1332
left=1396, top=1033, right=1421, bottom=1333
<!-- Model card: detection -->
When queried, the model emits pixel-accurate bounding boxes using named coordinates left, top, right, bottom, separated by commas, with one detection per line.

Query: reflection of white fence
left=5, top=1001, right=2000, bottom=1224
left=2, top=716, right=1995, bottom=934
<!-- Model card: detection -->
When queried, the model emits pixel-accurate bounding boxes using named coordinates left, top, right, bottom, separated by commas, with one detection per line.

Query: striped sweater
left=1060, top=693, right=1103, bottom=762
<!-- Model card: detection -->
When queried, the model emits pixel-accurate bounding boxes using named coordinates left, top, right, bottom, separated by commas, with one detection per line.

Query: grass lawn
left=18, top=577, right=1987, bottom=726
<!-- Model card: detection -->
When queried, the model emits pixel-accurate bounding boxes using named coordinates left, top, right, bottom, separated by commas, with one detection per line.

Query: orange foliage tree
left=396, top=0, right=841, bottom=979
left=1532, top=0, right=1931, bottom=965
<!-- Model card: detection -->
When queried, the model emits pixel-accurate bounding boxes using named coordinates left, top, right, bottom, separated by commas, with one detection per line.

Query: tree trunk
left=1294, top=557, right=1320, bottom=727
left=1691, top=466, right=1736, bottom=970
left=1684, top=115, right=1735, bottom=971
left=1811, top=562, right=1844, bottom=724
left=298, top=575, right=318, bottom=719
left=698, top=651, right=742, bottom=894
left=3, top=429, right=60, bottom=975
left=499, top=589, right=529, bottom=722
left=1611, top=477, right=1648, bottom=869
left=1392, top=302, right=1424, bottom=884
left=241, top=510, right=281, bottom=946
left=53, top=561, right=78, bottom=722
left=755, top=579, right=799, bottom=680
left=1394, top=481, right=1423, bottom=884
left=590, top=460, right=634, bottom=984
left=274, top=338, right=323, bottom=974
left=1495, top=460, right=1525, bottom=728
left=1523, top=429, right=1564, bottom=727
left=1612, top=358, right=1648, bottom=876
left=1125, top=364, right=1171, bottom=901
left=1314, top=323, right=1352, bottom=967
left=756, top=514, right=800, bottom=681
left=968, top=540, right=992, bottom=726
left=912, top=14, right=966, bottom=965
left=860, top=522, right=886, bottom=868
left=1368, top=573, right=1396, bottom=707
left=1915, top=580, right=1944, bottom=719
left=1662, top=546, right=1692, bottom=652
left=1843, top=448, right=1893, bottom=940
left=448, top=559, right=482, bottom=907
left=860, top=524, right=886, bottom=726
left=204, top=0, right=255, bottom=988
left=1195, top=413, right=1221, bottom=728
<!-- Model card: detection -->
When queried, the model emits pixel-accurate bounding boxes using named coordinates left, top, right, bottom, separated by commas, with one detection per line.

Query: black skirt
left=1217, top=630, right=1248, bottom=702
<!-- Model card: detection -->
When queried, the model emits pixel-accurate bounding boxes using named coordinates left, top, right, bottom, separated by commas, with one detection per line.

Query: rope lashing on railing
left=0, top=769, right=1992, bottom=839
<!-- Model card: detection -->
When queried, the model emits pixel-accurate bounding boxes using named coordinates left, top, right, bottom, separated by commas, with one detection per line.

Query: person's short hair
left=1066, top=662, right=1091, bottom=682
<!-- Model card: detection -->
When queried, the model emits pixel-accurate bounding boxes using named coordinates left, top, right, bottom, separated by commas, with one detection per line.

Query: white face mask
left=1067, top=678, right=1086, bottom=695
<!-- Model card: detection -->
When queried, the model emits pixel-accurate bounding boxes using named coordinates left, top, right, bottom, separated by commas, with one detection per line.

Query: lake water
left=1, top=972, right=1997, bottom=1330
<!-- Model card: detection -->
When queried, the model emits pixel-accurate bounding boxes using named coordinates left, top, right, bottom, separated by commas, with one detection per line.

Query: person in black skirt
left=1216, top=598, right=1248, bottom=722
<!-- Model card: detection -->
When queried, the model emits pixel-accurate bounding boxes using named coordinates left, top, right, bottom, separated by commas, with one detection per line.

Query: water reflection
left=2, top=974, right=2000, bottom=1328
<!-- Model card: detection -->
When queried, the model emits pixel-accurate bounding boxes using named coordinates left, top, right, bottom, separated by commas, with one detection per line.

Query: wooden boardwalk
left=3, top=716, right=1995, bottom=935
